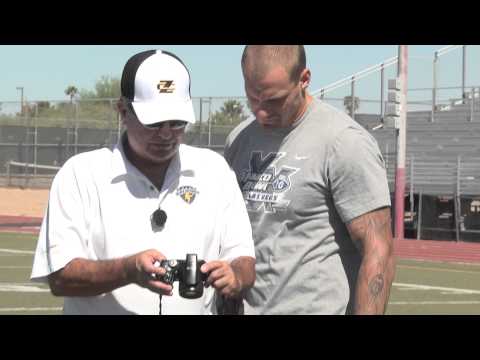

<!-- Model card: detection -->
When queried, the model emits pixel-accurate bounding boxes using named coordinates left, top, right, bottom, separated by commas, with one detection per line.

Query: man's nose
left=255, top=109, right=270, bottom=121
left=155, top=124, right=174, bottom=139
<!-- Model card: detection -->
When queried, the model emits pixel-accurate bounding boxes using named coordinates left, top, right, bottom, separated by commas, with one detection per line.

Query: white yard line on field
left=0, top=307, right=62, bottom=312
left=0, top=266, right=32, bottom=269
left=0, top=248, right=34, bottom=255
left=0, top=283, right=49, bottom=292
left=389, top=301, right=480, bottom=305
left=393, top=282, right=480, bottom=295
left=397, top=264, right=480, bottom=275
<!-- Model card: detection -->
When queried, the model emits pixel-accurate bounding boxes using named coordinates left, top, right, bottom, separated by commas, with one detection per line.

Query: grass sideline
left=1, top=232, right=479, bottom=315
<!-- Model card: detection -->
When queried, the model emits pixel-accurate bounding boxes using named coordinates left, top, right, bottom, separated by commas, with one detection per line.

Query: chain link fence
left=0, top=97, right=253, bottom=172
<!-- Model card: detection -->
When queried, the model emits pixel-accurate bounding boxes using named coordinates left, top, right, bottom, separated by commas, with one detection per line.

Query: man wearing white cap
left=31, top=49, right=256, bottom=315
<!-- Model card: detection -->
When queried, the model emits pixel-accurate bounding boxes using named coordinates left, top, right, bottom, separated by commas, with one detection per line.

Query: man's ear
left=300, top=68, right=311, bottom=89
left=117, top=98, right=126, bottom=114
left=117, top=98, right=129, bottom=125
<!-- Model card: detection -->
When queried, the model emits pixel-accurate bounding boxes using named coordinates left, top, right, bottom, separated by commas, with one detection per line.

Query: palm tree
left=65, top=86, right=78, bottom=104
left=65, top=86, right=79, bottom=123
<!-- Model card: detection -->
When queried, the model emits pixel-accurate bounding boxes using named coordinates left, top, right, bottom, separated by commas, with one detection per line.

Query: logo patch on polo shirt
left=177, top=186, right=199, bottom=204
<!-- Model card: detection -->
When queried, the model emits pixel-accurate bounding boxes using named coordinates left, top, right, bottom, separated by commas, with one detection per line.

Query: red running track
left=0, top=215, right=42, bottom=234
left=394, top=238, right=480, bottom=264
left=1, top=215, right=479, bottom=264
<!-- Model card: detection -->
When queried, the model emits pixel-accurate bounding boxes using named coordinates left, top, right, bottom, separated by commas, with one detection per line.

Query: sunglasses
left=146, top=120, right=188, bottom=131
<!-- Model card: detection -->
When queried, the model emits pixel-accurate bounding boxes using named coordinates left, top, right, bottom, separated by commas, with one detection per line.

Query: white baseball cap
left=120, top=50, right=196, bottom=126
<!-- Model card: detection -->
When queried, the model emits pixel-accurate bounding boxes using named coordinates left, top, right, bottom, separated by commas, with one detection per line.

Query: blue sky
left=1, top=45, right=478, bottom=104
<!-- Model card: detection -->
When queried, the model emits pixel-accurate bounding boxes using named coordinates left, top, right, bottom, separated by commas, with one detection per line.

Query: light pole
left=394, top=45, right=408, bottom=241
left=16, top=87, right=24, bottom=116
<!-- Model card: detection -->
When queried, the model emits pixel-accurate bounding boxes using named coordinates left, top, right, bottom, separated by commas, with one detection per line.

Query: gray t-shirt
left=224, top=98, right=391, bottom=315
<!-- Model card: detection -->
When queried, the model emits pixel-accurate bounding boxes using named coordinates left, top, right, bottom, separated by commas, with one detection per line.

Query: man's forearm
left=354, top=249, right=395, bottom=314
left=230, top=256, right=256, bottom=296
left=346, top=207, right=396, bottom=314
left=48, top=256, right=136, bottom=297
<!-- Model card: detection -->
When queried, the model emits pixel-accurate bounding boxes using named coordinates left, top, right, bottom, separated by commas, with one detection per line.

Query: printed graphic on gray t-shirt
left=239, top=152, right=299, bottom=213
left=224, top=98, right=391, bottom=315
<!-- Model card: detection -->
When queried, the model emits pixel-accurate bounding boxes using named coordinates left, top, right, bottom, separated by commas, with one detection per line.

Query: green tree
left=36, top=101, right=52, bottom=117
left=76, top=76, right=121, bottom=125
left=65, top=85, right=78, bottom=104
left=79, top=76, right=120, bottom=99
left=210, top=99, right=248, bottom=126
left=343, top=95, right=360, bottom=116
left=37, top=101, right=51, bottom=111
left=0, top=76, right=121, bottom=128
left=78, top=88, right=96, bottom=99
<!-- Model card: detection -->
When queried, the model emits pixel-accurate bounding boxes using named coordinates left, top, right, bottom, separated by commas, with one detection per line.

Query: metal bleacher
left=364, top=110, right=480, bottom=195
left=312, top=45, right=480, bottom=201
left=314, top=45, right=480, bottom=240
left=355, top=100, right=480, bottom=240
left=357, top=98, right=480, bottom=197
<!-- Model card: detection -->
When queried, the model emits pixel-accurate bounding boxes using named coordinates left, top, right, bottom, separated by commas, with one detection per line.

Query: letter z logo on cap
left=157, top=80, right=175, bottom=93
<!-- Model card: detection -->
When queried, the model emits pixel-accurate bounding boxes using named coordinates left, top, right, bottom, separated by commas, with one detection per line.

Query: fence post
left=385, top=141, right=390, bottom=174
left=198, top=97, right=203, bottom=144
left=24, top=162, right=30, bottom=189
left=6, top=161, right=11, bottom=187
left=470, top=87, right=475, bottom=122
left=208, top=99, right=212, bottom=147
left=350, top=76, right=356, bottom=119
left=33, top=103, right=38, bottom=175
left=116, top=101, right=122, bottom=146
left=109, top=99, right=115, bottom=146
left=432, top=51, right=438, bottom=122
left=462, top=45, right=467, bottom=102
left=380, top=63, right=385, bottom=122
left=57, top=139, right=63, bottom=166
left=74, top=119, right=78, bottom=156
left=454, top=193, right=461, bottom=242
left=17, top=141, right=23, bottom=163
left=410, top=155, right=414, bottom=228
left=454, top=156, right=461, bottom=242
left=23, top=130, right=30, bottom=178
left=417, top=191, right=422, bottom=240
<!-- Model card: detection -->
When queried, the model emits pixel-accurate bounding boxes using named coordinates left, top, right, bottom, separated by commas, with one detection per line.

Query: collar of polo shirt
left=110, top=133, right=178, bottom=187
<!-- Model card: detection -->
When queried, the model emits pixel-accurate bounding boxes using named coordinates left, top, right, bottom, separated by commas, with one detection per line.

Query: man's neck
left=123, top=138, right=172, bottom=190
left=291, top=94, right=313, bottom=127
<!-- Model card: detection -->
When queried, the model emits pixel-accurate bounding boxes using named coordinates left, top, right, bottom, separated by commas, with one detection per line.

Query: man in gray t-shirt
left=224, top=45, right=396, bottom=315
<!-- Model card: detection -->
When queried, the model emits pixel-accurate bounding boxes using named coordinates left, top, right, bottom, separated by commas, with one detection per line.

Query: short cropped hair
left=241, top=45, right=306, bottom=82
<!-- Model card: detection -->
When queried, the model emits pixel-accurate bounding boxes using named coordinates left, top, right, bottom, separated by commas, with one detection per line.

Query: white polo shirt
left=31, top=137, right=255, bottom=315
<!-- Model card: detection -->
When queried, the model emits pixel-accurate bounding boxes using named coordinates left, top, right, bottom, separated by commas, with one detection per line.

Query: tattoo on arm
left=346, top=208, right=395, bottom=314
left=348, top=208, right=391, bottom=255
left=368, top=274, right=384, bottom=298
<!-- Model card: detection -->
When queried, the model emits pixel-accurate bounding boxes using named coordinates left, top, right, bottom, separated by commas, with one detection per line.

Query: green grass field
left=1, top=232, right=479, bottom=315
left=0, top=232, right=63, bottom=314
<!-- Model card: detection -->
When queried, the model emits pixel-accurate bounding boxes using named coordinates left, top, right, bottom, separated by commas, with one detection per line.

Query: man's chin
left=144, top=148, right=177, bottom=165
left=258, top=117, right=285, bottom=129
left=259, top=120, right=277, bottom=128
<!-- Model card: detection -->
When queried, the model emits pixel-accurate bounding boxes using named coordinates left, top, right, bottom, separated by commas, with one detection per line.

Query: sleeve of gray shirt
left=327, top=126, right=391, bottom=224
